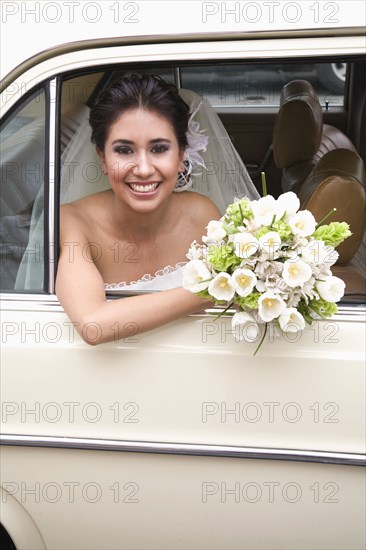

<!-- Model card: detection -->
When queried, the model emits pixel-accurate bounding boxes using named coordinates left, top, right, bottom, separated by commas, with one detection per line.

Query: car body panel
left=1, top=296, right=365, bottom=453
left=1, top=446, right=365, bottom=549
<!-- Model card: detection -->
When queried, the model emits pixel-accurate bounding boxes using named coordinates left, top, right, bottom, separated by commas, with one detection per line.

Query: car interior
left=1, top=57, right=365, bottom=302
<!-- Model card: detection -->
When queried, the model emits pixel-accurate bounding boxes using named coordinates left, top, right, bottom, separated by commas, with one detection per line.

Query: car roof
left=1, top=26, right=365, bottom=89
left=1, top=0, right=365, bottom=79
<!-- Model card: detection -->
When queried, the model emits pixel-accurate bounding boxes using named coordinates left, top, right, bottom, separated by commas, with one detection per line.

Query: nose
left=131, top=152, right=155, bottom=179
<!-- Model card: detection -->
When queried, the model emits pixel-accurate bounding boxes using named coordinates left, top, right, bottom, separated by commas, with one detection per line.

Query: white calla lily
left=231, top=232, right=259, bottom=259
left=232, top=268, right=257, bottom=297
left=202, top=220, right=227, bottom=243
left=282, top=259, right=313, bottom=287
left=232, top=311, right=260, bottom=342
left=208, top=273, right=236, bottom=301
left=279, top=308, right=306, bottom=332
left=259, top=231, right=281, bottom=256
left=289, top=210, right=317, bottom=237
left=251, top=195, right=277, bottom=226
left=276, top=192, right=300, bottom=219
left=258, top=292, right=286, bottom=322
left=316, top=276, right=345, bottom=302
left=182, top=260, right=211, bottom=293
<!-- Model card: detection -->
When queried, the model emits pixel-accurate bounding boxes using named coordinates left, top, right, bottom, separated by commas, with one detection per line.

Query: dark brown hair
left=89, top=74, right=189, bottom=151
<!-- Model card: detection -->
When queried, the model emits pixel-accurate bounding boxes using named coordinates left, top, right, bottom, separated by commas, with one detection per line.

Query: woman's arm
left=56, top=207, right=212, bottom=345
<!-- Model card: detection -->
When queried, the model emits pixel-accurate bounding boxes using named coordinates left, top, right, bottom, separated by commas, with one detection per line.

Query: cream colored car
left=0, top=26, right=365, bottom=550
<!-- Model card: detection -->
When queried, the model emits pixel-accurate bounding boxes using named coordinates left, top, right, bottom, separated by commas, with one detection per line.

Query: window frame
left=0, top=35, right=364, bottom=307
left=46, top=76, right=61, bottom=294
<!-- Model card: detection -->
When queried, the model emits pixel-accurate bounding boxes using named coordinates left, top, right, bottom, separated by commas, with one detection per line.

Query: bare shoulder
left=173, top=191, right=221, bottom=244
left=60, top=190, right=112, bottom=240
left=60, top=189, right=111, bottom=217
left=183, top=191, right=221, bottom=221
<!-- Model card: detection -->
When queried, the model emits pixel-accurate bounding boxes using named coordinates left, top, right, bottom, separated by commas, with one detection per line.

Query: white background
left=1, top=0, right=365, bottom=80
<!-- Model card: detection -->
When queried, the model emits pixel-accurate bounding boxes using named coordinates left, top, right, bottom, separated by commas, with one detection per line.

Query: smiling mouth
left=128, top=182, right=160, bottom=193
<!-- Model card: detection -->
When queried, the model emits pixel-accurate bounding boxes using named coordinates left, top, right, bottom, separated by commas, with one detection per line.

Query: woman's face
left=99, top=107, right=184, bottom=213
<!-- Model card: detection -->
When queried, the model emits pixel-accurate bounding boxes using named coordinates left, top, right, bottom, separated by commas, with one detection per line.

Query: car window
left=56, top=60, right=363, bottom=303
left=181, top=61, right=346, bottom=109
left=0, top=88, right=46, bottom=292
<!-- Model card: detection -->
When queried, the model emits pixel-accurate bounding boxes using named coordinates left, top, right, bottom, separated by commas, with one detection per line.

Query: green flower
left=255, top=226, right=270, bottom=239
left=271, top=219, right=293, bottom=239
left=207, top=244, right=239, bottom=272
left=234, top=292, right=261, bottom=309
left=225, top=197, right=253, bottom=226
left=308, top=298, right=338, bottom=318
left=313, top=222, right=352, bottom=247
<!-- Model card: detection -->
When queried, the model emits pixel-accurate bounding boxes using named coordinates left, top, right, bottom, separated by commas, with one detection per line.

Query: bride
left=55, top=74, right=259, bottom=345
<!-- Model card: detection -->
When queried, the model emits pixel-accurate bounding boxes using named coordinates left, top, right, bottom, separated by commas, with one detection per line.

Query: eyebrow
left=111, top=138, right=172, bottom=145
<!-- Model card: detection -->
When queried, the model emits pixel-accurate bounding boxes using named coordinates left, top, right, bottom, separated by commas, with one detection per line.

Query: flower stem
left=254, top=323, right=267, bottom=356
left=238, top=203, right=244, bottom=225
left=315, top=208, right=337, bottom=228
left=214, top=302, right=234, bottom=321
left=261, top=172, right=267, bottom=197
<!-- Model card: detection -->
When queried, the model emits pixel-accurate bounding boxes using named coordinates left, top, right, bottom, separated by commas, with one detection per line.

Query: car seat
left=273, top=80, right=358, bottom=194
left=299, top=148, right=366, bottom=300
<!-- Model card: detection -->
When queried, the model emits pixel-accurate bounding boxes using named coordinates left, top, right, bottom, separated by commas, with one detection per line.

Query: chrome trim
left=47, top=78, right=57, bottom=294
left=194, top=305, right=366, bottom=322
left=1, top=293, right=365, bottom=320
left=0, top=293, right=63, bottom=311
left=0, top=293, right=59, bottom=302
left=1, top=435, right=365, bottom=467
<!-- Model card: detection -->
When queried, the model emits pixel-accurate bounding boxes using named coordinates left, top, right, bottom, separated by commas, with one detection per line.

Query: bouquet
left=182, top=184, right=351, bottom=354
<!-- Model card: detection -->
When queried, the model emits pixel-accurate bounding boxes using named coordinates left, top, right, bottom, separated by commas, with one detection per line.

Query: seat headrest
left=299, top=149, right=366, bottom=265
left=273, top=80, right=323, bottom=169
left=279, top=79, right=319, bottom=106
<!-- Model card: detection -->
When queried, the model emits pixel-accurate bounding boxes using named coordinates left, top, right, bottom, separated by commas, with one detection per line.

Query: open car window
left=56, top=60, right=365, bottom=306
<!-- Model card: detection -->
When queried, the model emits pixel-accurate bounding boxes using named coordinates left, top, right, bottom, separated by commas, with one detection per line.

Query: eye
left=114, top=146, right=133, bottom=155
left=151, top=143, right=169, bottom=154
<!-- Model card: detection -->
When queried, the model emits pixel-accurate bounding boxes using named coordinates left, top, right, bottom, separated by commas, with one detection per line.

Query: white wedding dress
left=104, top=262, right=186, bottom=292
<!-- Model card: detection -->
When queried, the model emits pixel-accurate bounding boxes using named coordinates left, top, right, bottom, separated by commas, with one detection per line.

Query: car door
left=1, top=34, right=365, bottom=550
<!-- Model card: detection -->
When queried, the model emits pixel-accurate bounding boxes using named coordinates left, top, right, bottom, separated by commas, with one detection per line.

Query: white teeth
left=129, top=182, right=159, bottom=193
